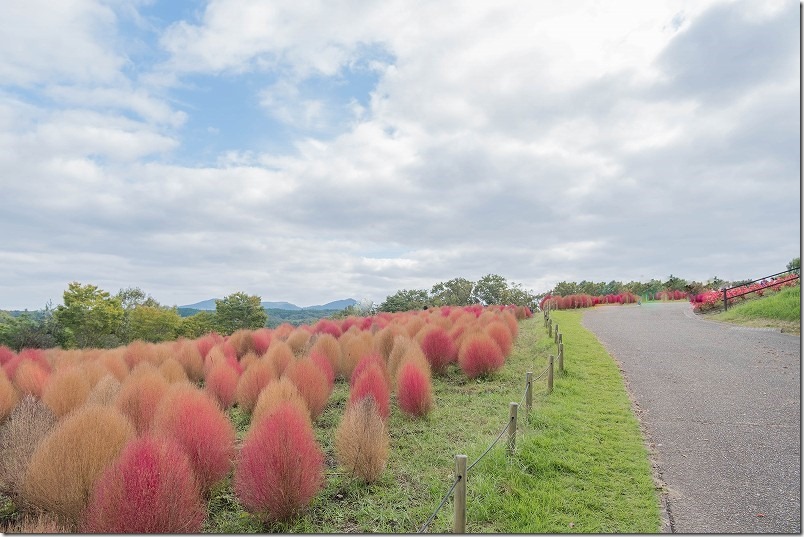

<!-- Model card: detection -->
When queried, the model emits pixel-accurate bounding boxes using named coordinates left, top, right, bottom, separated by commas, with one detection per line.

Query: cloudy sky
left=0, top=0, right=799, bottom=310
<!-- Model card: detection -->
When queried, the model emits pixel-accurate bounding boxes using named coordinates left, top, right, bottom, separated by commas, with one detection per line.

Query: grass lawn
left=710, top=284, right=800, bottom=335
left=203, top=312, right=661, bottom=533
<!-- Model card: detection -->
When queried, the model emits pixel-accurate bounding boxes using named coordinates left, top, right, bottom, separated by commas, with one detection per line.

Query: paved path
left=581, top=302, right=800, bottom=533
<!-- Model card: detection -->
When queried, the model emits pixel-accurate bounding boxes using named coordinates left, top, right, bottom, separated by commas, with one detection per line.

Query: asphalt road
left=581, top=302, right=800, bottom=533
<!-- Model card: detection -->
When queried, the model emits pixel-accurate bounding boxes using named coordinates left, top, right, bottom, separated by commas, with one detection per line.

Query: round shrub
left=81, top=435, right=205, bottom=533
left=21, top=405, right=135, bottom=525
left=458, top=333, right=505, bottom=379
left=284, top=358, right=330, bottom=420
left=152, top=384, right=235, bottom=493
left=41, top=367, right=91, bottom=419
left=335, top=397, right=388, bottom=482
left=396, top=360, right=433, bottom=418
left=234, top=403, right=324, bottom=523
left=420, top=326, right=457, bottom=374
left=349, top=364, right=390, bottom=421
left=235, top=359, right=275, bottom=413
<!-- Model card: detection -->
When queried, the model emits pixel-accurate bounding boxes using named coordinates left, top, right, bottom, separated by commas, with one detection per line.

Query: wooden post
left=508, top=402, right=518, bottom=455
left=548, top=319, right=552, bottom=338
left=554, top=325, right=559, bottom=344
left=454, top=454, right=467, bottom=534
left=525, top=371, right=533, bottom=415
left=723, top=288, right=728, bottom=311
left=548, top=355, right=554, bottom=394
left=558, top=342, right=564, bottom=374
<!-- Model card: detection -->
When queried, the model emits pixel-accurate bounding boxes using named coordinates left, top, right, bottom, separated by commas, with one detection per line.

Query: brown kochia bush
left=21, top=404, right=135, bottom=526
left=41, top=367, right=91, bottom=419
left=335, top=397, right=389, bottom=483
left=158, top=357, right=189, bottom=384
left=235, top=358, right=275, bottom=413
left=0, top=368, right=19, bottom=422
left=339, top=332, right=373, bottom=380
left=0, top=512, right=69, bottom=533
left=252, top=378, right=310, bottom=426
left=173, top=338, right=204, bottom=382
left=265, top=341, right=294, bottom=377
left=115, top=369, right=170, bottom=435
left=0, top=396, right=57, bottom=505
left=308, top=334, right=340, bottom=375
left=285, top=327, right=312, bottom=356
left=85, top=374, right=121, bottom=407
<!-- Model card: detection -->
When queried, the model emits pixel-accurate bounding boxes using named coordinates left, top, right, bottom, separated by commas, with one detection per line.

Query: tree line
left=376, top=274, right=538, bottom=313
left=0, top=283, right=268, bottom=351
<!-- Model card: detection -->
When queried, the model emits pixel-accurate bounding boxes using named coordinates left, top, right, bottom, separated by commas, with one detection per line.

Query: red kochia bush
left=205, top=362, right=240, bottom=409
left=350, top=352, right=389, bottom=388
left=0, top=346, right=14, bottom=367
left=396, top=360, right=433, bottom=417
left=195, top=333, right=224, bottom=358
left=251, top=329, right=272, bottom=356
left=81, top=435, right=205, bottom=533
left=419, top=326, right=457, bottom=374
left=309, top=351, right=335, bottom=390
left=458, top=333, right=505, bottom=379
left=349, top=365, right=390, bottom=421
left=312, top=319, right=342, bottom=338
left=13, top=361, right=50, bottom=399
left=234, top=403, right=324, bottom=523
left=152, top=384, right=236, bottom=493
left=484, top=321, right=513, bottom=357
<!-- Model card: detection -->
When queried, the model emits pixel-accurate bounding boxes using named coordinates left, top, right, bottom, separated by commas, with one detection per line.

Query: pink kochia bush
left=458, top=333, right=505, bottom=379
left=419, top=326, right=456, bottom=374
left=349, top=365, right=390, bottom=421
left=81, top=435, right=206, bottom=533
left=205, top=362, right=240, bottom=409
left=151, top=384, right=236, bottom=493
left=234, top=403, right=324, bottom=523
left=396, top=360, right=433, bottom=417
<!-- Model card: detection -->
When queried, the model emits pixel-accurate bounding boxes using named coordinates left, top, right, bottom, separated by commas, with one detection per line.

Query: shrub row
left=0, top=303, right=529, bottom=531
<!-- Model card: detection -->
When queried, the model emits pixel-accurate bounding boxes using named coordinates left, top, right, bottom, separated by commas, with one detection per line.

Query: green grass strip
left=467, top=310, right=661, bottom=533
left=712, top=284, right=800, bottom=334
left=203, top=313, right=660, bottom=533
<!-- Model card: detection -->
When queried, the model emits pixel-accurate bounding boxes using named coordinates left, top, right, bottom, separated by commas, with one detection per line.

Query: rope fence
left=417, top=307, right=566, bottom=533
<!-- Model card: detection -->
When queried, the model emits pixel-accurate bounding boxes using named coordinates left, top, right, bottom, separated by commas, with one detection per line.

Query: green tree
left=378, top=289, right=430, bottom=313
left=552, top=281, right=579, bottom=296
left=214, top=292, right=268, bottom=335
left=787, top=257, right=800, bottom=274
left=116, top=286, right=165, bottom=343
left=504, top=282, right=538, bottom=308
left=54, top=282, right=124, bottom=348
left=472, top=274, right=510, bottom=305
left=430, top=278, right=477, bottom=306
left=178, top=311, right=219, bottom=339
left=663, top=274, right=687, bottom=292
left=126, top=305, right=183, bottom=343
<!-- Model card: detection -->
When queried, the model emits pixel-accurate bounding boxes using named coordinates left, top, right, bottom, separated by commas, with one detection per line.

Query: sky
left=0, top=0, right=800, bottom=310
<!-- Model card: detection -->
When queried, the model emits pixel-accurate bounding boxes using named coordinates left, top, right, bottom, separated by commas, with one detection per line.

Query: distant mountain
left=261, top=301, right=302, bottom=311
left=179, top=299, right=218, bottom=310
left=307, top=299, right=358, bottom=311
left=179, top=298, right=357, bottom=312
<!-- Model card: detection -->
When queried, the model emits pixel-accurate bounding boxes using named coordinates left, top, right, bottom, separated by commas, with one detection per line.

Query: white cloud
left=0, top=0, right=799, bottom=310
left=0, top=1, right=124, bottom=86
